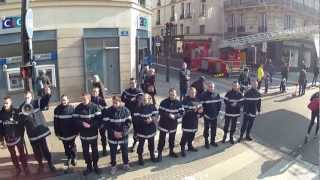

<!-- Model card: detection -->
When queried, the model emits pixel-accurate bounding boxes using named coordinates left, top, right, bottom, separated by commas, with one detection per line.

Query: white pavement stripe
left=192, top=146, right=261, bottom=179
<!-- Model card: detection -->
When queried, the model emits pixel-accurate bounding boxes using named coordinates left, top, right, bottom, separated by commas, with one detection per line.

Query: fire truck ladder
left=219, top=25, right=320, bottom=49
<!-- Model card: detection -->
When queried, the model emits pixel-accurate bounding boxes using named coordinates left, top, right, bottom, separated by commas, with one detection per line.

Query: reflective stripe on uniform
left=201, top=99, right=221, bottom=104
left=6, top=137, right=21, bottom=146
left=244, top=97, right=261, bottom=101
left=108, top=139, right=127, bottom=144
left=80, top=135, right=97, bottom=141
left=105, top=116, right=131, bottom=123
left=158, top=126, right=176, bottom=133
left=159, top=106, right=183, bottom=113
left=136, top=133, right=156, bottom=139
left=225, top=113, right=240, bottom=117
left=29, top=130, right=51, bottom=141
left=134, top=113, right=155, bottom=118
left=182, top=128, right=197, bottom=133
left=57, top=135, right=77, bottom=141
left=246, top=113, right=256, bottom=118
left=54, top=114, right=73, bottom=119
left=204, top=114, right=216, bottom=120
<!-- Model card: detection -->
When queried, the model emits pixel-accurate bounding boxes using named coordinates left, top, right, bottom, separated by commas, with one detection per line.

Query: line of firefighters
left=0, top=73, right=262, bottom=177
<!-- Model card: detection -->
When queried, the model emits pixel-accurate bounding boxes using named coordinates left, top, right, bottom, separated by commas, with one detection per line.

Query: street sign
left=262, top=42, right=267, bottom=53
left=25, top=9, right=33, bottom=39
left=120, top=31, right=129, bottom=36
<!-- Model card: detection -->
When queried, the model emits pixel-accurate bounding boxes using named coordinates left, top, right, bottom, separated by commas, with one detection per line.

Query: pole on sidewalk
left=165, top=22, right=173, bottom=82
left=21, top=0, right=33, bottom=93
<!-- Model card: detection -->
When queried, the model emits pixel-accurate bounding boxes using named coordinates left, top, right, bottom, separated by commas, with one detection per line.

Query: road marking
left=192, top=147, right=261, bottom=179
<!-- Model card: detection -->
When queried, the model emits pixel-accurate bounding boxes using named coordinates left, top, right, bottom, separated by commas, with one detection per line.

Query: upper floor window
left=186, top=3, right=191, bottom=18
left=200, top=0, right=207, bottom=17
left=171, top=5, right=175, bottom=21
left=186, top=26, right=190, bottom=34
left=200, top=25, right=205, bottom=34
left=180, top=3, right=185, bottom=19
left=138, top=0, right=146, bottom=7
left=156, top=10, right=161, bottom=25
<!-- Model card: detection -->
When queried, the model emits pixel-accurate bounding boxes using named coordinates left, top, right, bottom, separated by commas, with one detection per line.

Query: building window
left=259, top=13, right=267, bottom=32
left=180, top=3, right=185, bottom=19
left=156, top=10, right=161, bottom=25
left=186, top=26, right=190, bottom=34
left=237, top=14, right=245, bottom=32
left=161, top=29, right=164, bottom=36
left=0, top=0, right=5, bottom=3
left=186, top=3, right=191, bottom=18
left=284, top=15, right=295, bottom=29
left=157, top=0, right=161, bottom=6
left=138, top=0, right=146, bottom=7
left=200, top=25, right=205, bottom=34
left=171, top=5, right=175, bottom=21
left=200, top=0, right=207, bottom=17
left=6, top=68, right=24, bottom=92
left=180, top=24, right=184, bottom=35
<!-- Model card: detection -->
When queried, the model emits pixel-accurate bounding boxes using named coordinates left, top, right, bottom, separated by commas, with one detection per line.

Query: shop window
left=6, top=68, right=24, bottom=92
left=36, top=65, right=57, bottom=87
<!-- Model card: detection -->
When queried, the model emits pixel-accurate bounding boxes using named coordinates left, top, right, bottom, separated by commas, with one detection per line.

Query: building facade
left=224, top=0, right=320, bottom=70
left=151, top=0, right=224, bottom=57
left=0, top=0, right=152, bottom=102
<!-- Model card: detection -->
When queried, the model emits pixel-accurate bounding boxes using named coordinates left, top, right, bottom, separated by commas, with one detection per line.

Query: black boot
left=138, top=154, right=144, bottom=166
left=157, top=151, right=162, bottom=162
left=150, top=152, right=156, bottom=162
left=222, top=134, right=227, bottom=143
left=238, top=134, right=243, bottom=143
left=210, top=142, right=218, bottom=147
left=245, top=135, right=253, bottom=141
left=83, top=164, right=92, bottom=176
left=169, top=149, right=179, bottom=158
left=93, top=163, right=101, bottom=175
left=205, top=139, right=210, bottom=149
left=229, top=136, right=235, bottom=144
left=188, top=146, right=198, bottom=152
left=130, top=140, right=137, bottom=153
left=181, top=146, right=186, bottom=157
left=48, top=162, right=56, bottom=172
left=71, top=158, right=77, bottom=166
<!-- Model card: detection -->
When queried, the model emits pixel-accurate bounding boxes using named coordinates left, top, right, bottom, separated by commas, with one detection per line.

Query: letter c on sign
left=3, top=18, right=12, bottom=28
left=16, top=18, right=21, bottom=27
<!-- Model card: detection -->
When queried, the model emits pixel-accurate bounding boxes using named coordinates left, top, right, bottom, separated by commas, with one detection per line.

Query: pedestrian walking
left=157, top=88, right=184, bottom=161
left=179, top=62, right=191, bottom=101
left=19, top=88, right=56, bottom=174
left=121, top=78, right=143, bottom=152
left=91, top=87, right=108, bottom=156
left=222, top=81, right=244, bottom=144
left=257, top=64, right=264, bottom=90
left=180, top=87, right=203, bottom=157
left=238, top=68, right=251, bottom=94
left=298, top=68, right=307, bottom=96
left=281, top=63, right=289, bottom=82
left=264, top=59, right=274, bottom=83
left=141, top=65, right=150, bottom=92
left=312, top=65, right=319, bottom=86
left=200, top=82, right=222, bottom=148
left=0, top=96, right=30, bottom=176
left=133, top=93, right=159, bottom=165
left=191, top=76, right=206, bottom=98
left=53, top=95, right=77, bottom=171
left=305, top=91, right=320, bottom=143
left=238, top=79, right=261, bottom=142
left=35, top=70, right=51, bottom=98
left=144, top=68, right=157, bottom=105
left=74, top=93, right=102, bottom=176
left=102, top=96, right=131, bottom=175
left=264, top=72, right=269, bottom=94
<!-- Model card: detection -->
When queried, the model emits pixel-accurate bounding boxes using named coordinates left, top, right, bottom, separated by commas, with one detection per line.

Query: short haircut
left=61, top=94, right=68, bottom=99
left=82, top=92, right=91, bottom=97
left=130, top=78, right=136, bottom=81
left=4, top=96, right=11, bottom=100
left=233, top=81, right=239, bottom=85
left=92, top=87, right=100, bottom=91
left=169, top=88, right=177, bottom=93
left=112, top=96, right=121, bottom=102
left=25, top=91, right=32, bottom=95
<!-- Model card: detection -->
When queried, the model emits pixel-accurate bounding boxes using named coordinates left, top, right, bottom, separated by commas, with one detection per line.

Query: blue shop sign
left=0, top=58, right=6, bottom=65
left=1, top=16, right=21, bottom=29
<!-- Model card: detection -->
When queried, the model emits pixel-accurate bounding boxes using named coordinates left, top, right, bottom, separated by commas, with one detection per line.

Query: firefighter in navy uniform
left=102, top=96, right=131, bottom=175
left=19, top=88, right=56, bottom=173
left=180, top=87, right=203, bottom=157
left=121, top=78, right=143, bottom=152
left=133, top=93, right=159, bottom=165
left=223, top=81, right=244, bottom=144
left=157, top=88, right=184, bottom=161
left=238, top=79, right=261, bottom=142
left=53, top=95, right=77, bottom=170
left=91, top=87, right=108, bottom=156
left=0, top=96, right=30, bottom=176
left=74, top=93, right=102, bottom=176
left=200, top=81, right=222, bottom=148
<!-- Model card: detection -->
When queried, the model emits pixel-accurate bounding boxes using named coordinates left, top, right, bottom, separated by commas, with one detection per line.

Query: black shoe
left=188, top=146, right=198, bottom=152
left=138, top=154, right=144, bottom=166
left=157, top=153, right=162, bottom=162
left=222, top=135, right=227, bottom=143
left=93, top=164, right=101, bottom=175
left=210, top=142, right=218, bottom=147
left=48, top=163, right=56, bottom=172
left=71, top=158, right=77, bottom=166
left=150, top=153, right=156, bottom=162
left=64, top=159, right=71, bottom=167
left=83, top=165, right=93, bottom=176
left=229, top=138, right=235, bottom=144
left=245, top=136, right=253, bottom=141
left=181, top=147, right=186, bottom=157
left=169, top=151, right=179, bottom=158
left=205, top=139, right=210, bottom=149
left=237, top=137, right=243, bottom=143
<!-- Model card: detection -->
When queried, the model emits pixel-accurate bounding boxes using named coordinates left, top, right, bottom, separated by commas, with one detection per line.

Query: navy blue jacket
left=181, top=97, right=202, bottom=133
left=54, top=104, right=77, bottom=141
left=133, top=104, right=158, bottom=139
left=200, top=91, right=222, bottom=120
left=243, top=88, right=261, bottom=118
left=224, top=90, right=244, bottom=118
left=0, top=107, right=24, bottom=146
left=121, top=88, right=143, bottom=114
left=158, top=98, right=184, bottom=133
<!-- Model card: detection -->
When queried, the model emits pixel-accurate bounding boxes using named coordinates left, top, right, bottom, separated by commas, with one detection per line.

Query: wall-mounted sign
left=4, top=51, right=57, bottom=64
left=119, top=28, right=129, bottom=37
left=25, top=9, right=34, bottom=39
left=137, top=16, right=149, bottom=30
left=1, top=16, right=21, bottom=29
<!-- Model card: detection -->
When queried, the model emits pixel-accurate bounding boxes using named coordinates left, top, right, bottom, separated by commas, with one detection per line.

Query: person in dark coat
left=36, top=70, right=51, bottom=97
left=179, top=62, right=191, bottom=101
left=238, top=68, right=251, bottom=94
left=180, top=87, right=203, bottom=157
left=54, top=95, right=77, bottom=170
left=0, top=96, right=30, bottom=176
left=19, top=88, right=56, bottom=173
left=133, top=93, right=159, bottom=165
left=92, top=74, right=106, bottom=99
left=157, top=88, right=184, bottom=161
left=91, top=87, right=108, bottom=156
left=304, top=91, right=320, bottom=143
left=281, top=63, right=289, bottom=82
left=144, top=68, right=157, bottom=105
left=74, top=93, right=102, bottom=176
left=238, top=79, right=261, bottom=142
left=264, top=59, right=274, bottom=83
left=191, top=76, right=206, bottom=98
left=311, top=65, right=319, bottom=86
left=200, top=81, right=222, bottom=148
left=121, top=78, right=143, bottom=152
left=298, top=68, right=307, bottom=96
left=222, top=81, right=244, bottom=144
left=102, top=96, right=131, bottom=175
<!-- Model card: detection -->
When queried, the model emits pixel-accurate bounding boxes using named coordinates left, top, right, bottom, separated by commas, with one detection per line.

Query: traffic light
left=20, top=65, right=33, bottom=79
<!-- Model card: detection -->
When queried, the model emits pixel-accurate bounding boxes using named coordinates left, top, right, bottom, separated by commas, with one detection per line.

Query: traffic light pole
left=21, top=0, right=33, bottom=92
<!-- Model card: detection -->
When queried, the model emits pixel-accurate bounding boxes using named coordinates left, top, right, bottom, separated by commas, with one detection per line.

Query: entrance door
left=103, top=39, right=120, bottom=94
